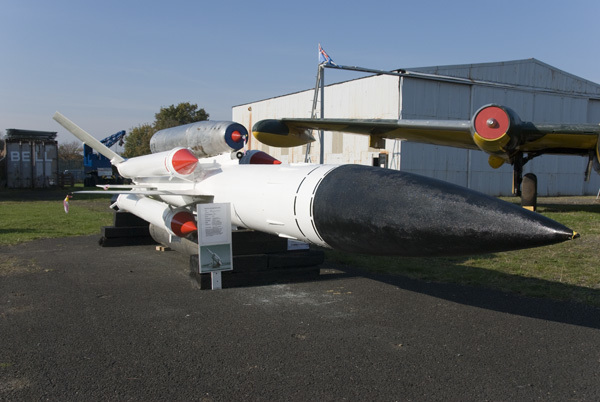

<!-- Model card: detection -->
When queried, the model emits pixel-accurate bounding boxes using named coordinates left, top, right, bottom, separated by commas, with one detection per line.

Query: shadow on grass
left=538, top=203, right=600, bottom=214
left=0, top=187, right=113, bottom=201
left=0, top=228, right=38, bottom=235
left=320, top=254, right=600, bottom=330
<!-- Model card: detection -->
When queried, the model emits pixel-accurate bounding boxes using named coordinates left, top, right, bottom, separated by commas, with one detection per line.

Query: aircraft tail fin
left=53, top=111, right=125, bottom=164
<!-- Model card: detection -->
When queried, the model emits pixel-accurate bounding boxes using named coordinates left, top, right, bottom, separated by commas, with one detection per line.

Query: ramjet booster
left=53, top=112, right=578, bottom=258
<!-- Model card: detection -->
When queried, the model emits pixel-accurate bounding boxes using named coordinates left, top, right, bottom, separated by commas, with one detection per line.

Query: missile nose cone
left=171, top=148, right=199, bottom=175
left=231, top=130, right=244, bottom=143
left=250, top=151, right=282, bottom=164
left=240, top=150, right=282, bottom=165
left=313, top=165, right=576, bottom=257
left=180, top=221, right=198, bottom=236
left=170, top=211, right=198, bottom=237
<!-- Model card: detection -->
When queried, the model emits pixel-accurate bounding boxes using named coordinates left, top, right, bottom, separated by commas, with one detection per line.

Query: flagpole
left=319, top=64, right=325, bottom=164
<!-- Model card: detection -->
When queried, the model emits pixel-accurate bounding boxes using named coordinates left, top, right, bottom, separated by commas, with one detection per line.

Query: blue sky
left=2, top=0, right=599, bottom=143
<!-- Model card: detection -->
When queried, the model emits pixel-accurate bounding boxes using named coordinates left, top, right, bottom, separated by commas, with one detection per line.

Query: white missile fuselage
left=132, top=161, right=338, bottom=247
left=206, top=163, right=336, bottom=247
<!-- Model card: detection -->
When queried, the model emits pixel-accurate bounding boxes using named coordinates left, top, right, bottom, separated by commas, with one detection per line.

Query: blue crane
left=83, top=130, right=126, bottom=186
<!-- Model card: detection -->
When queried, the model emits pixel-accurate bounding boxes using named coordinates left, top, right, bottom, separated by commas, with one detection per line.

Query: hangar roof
left=402, top=58, right=600, bottom=97
left=234, top=59, right=600, bottom=109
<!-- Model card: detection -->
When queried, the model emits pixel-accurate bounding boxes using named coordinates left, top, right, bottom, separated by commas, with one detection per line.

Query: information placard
left=197, top=203, right=233, bottom=274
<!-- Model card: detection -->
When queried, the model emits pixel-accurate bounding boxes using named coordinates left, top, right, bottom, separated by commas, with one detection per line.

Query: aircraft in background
left=53, top=111, right=578, bottom=259
left=252, top=104, right=600, bottom=195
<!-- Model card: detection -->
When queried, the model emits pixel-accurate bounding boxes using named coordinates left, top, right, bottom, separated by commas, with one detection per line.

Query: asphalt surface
left=1, top=235, right=600, bottom=401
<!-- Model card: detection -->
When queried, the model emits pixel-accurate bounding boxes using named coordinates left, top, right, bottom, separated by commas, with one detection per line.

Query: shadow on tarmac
left=192, top=252, right=600, bottom=331
left=317, top=263, right=600, bottom=330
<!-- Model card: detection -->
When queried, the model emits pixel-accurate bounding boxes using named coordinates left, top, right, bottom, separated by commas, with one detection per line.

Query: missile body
left=116, top=147, right=198, bottom=179
left=116, top=194, right=197, bottom=237
left=195, top=164, right=575, bottom=257
left=150, top=121, right=247, bottom=158
left=149, top=224, right=199, bottom=255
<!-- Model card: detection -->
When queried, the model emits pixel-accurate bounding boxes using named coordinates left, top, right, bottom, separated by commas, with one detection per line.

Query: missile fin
left=53, top=112, right=125, bottom=164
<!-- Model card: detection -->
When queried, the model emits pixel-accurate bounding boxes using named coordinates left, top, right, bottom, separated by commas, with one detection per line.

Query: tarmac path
left=1, top=235, right=599, bottom=401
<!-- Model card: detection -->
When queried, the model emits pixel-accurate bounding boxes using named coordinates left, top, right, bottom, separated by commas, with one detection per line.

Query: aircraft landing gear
left=521, top=173, right=537, bottom=211
left=512, top=153, right=524, bottom=197
left=512, top=152, right=538, bottom=211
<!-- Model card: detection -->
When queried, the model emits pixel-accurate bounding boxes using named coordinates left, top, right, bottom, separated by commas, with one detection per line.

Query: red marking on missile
left=231, top=130, right=244, bottom=142
left=171, top=211, right=197, bottom=237
left=250, top=151, right=282, bottom=165
left=474, top=106, right=510, bottom=140
left=171, top=148, right=198, bottom=175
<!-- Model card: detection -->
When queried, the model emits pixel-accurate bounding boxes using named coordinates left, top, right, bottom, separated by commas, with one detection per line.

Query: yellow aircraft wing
left=253, top=118, right=475, bottom=149
left=253, top=104, right=600, bottom=172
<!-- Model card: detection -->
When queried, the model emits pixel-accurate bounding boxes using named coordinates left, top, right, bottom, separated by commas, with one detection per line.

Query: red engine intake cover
left=473, top=106, right=510, bottom=140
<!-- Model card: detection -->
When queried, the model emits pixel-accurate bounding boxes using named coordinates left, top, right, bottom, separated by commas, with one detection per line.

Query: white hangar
left=233, top=59, right=600, bottom=196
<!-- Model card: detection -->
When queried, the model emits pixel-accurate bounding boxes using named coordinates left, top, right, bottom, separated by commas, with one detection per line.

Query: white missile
left=116, top=194, right=197, bottom=237
left=116, top=147, right=199, bottom=179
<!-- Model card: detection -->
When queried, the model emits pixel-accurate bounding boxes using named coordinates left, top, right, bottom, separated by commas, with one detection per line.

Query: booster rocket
left=53, top=112, right=578, bottom=258
left=116, top=194, right=198, bottom=238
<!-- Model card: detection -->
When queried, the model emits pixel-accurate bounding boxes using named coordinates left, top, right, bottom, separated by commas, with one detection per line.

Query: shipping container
left=3, top=129, right=59, bottom=188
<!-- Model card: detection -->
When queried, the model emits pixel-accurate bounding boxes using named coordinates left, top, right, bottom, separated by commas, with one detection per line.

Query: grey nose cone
left=313, top=165, right=576, bottom=257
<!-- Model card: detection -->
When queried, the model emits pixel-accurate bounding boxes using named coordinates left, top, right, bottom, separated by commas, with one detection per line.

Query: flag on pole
left=318, top=44, right=335, bottom=65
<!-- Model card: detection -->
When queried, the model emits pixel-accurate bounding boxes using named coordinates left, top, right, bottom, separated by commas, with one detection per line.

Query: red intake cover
left=170, top=211, right=198, bottom=237
left=171, top=148, right=199, bottom=175
left=474, top=106, right=510, bottom=140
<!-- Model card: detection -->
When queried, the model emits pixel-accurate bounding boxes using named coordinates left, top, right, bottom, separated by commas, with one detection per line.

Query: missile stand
left=100, top=210, right=324, bottom=289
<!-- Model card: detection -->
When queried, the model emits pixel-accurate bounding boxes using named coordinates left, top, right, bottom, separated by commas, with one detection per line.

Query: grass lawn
left=0, top=187, right=113, bottom=245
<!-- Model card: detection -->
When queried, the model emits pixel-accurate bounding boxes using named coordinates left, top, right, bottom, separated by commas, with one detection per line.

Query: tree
left=57, top=140, right=84, bottom=172
left=123, top=102, right=210, bottom=157
left=154, top=102, right=209, bottom=131
left=58, top=141, right=83, bottom=162
left=123, top=123, right=155, bottom=158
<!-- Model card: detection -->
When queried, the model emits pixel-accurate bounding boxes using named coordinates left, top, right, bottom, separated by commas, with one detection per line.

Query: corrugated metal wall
left=233, top=59, right=600, bottom=196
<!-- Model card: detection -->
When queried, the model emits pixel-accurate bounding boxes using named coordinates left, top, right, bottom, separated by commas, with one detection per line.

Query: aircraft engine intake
left=150, top=121, right=248, bottom=158
left=470, top=105, right=523, bottom=168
